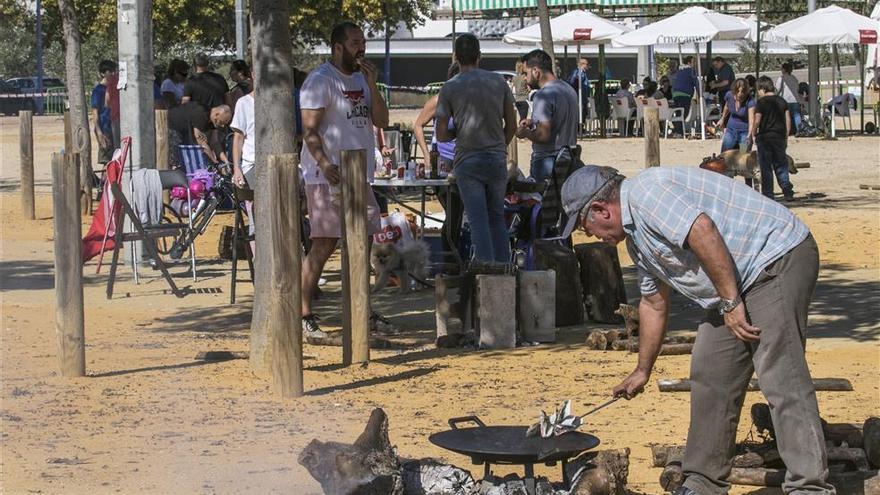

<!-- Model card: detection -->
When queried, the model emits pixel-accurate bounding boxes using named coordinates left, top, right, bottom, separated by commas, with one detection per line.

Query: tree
left=57, top=0, right=93, bottom=211
left=536, top=0, right=555, bottom=70
left=248, top=0, right=298, bottom=382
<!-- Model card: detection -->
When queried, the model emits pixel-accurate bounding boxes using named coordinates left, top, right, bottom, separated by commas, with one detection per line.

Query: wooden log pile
left=649, top=412, right=880, bottom=494
left=583, top=303, right=695, bottom=354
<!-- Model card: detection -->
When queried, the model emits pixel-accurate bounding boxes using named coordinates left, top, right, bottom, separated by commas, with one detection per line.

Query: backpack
left=540, top=145, right=585, bottom=238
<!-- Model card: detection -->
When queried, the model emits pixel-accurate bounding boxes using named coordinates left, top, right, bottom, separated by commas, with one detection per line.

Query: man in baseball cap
left=563, top=165, right=832, bottom=495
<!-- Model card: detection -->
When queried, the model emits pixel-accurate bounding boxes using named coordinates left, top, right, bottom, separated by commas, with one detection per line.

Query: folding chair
left=229, top=186, right=255, bottom=304
left=179, top=144, right=210, bottom=176
left=93, top=137, right=131, bottom=273
left=106, top=180, right=187, bottom=298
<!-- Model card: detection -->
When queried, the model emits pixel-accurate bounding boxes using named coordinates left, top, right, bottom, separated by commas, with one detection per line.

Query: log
left=657, top=378, right=853, bottom=392
left=574, top=243, right=627, bottom=324
left=518, top=270, right=556, bottom=343
left=340, top=149, right=370, bottom=365
left=727, top=467, right=786, bottom=487
left=644, top=107, right=660, bottom=168
left=52, top=152, right=85, bottom=377
left=566, top=448, right=630, bottom=495
left=298, top=408, right=403, bottom=495
left=653, top=444, right=863, bottom=470
left=263, top=154, right=303, bottom=398
left=651, top=444, right=684, bottom=467
left=586, top=331, right=608, bottom=350
left=824, top=422, right=864, bottom=448
left=617, top=342, right=693, bottom=355
left=859, top=184, right=880, bottom=191
left=535, top=239, right=584, bottom=327
left=727, top=468, right=880, bottom=490
left=477, top=275, right=517, bottom=349
left=865, top=417, right=880, bottom=468
left=20, top=110, right=35, bottom=220
left=659, top=462, right=685, bottom=492
left=610, top=339, right=629, bottom=351
left=615, top=304, right=639, bottom=336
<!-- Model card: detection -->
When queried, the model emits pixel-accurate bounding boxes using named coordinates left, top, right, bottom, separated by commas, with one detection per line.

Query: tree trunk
left=536, top=0, right=555, bottom=71
left=574, top=243, right=627, bottom=323
left=57, top=0, right=93, bottom=215
left=248, top=0, right=297, bottom=377
left=298, top=408, right=404, bottom=495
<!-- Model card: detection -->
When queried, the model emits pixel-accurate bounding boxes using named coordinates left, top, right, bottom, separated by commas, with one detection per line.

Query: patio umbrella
left=766, top=5, right=879, bottom=136
left=613, top=7, right=751, bottom=140
left=504, top=10, right=630, bottom=136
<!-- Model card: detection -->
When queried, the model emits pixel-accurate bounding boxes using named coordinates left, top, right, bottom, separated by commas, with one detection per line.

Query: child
left=754, top=75, right=793, bottom=201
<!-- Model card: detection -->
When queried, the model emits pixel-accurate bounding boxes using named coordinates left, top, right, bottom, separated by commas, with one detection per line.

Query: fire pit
left=429, top=415, right=600, bottom=494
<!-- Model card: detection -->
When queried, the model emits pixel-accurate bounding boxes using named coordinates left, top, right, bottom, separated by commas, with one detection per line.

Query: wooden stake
left=52, top=152, right=85, bottom=377
left=658, top=377, right=853, bottom=392
left=19, top=110, right=35, bottom=220
left=155, top=109, right=170, bottom=203
left=262, top=154, right=303, bottom=398
left=340, top=149, right=370, bottom=365
left=644, top=106, right=660, bottom=167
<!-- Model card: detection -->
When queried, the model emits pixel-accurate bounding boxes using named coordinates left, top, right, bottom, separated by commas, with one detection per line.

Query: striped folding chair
left=178, top=145, right=209, bottom=176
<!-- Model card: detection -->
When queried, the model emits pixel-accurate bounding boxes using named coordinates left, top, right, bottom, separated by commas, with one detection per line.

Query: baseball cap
left=559, top=165, right=622, bottom=239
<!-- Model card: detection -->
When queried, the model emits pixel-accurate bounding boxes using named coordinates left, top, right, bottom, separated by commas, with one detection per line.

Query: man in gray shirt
left=515, top=49, right=578, bottom=182
left=436, top=33, right=517, bottom=263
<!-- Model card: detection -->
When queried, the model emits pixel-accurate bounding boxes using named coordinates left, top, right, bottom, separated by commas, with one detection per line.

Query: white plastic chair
left=611, top=97, right=637, bottom=137
left=650, top=98, right=685, bottom=138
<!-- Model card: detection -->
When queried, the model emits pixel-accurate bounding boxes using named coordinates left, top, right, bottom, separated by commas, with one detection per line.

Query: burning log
left=298, top=408, right=404, bottom=495
left=565, top=448, right=631, bottom=495
left=657, top=378, right=853, bottom=393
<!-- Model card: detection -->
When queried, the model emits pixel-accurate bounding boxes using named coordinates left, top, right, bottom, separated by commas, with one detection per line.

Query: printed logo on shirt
left=342, top=89, right=370, bottom=128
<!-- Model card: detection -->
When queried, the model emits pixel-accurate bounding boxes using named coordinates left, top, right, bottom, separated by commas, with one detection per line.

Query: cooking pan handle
left=447, top=416, right=486, bottom=429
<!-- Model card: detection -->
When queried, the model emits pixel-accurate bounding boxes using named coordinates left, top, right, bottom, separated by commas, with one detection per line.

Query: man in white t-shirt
left=299, top=21, right=390, bottom=337
left=230, top=90, right=255, bottom=247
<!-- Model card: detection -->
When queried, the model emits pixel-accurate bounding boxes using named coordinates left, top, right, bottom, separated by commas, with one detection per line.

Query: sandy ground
left=1, top=113, right=879, bottom=494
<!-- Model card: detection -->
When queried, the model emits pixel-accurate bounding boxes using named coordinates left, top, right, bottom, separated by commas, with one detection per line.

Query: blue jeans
left=757, top=139, right=793, bottom=198
left=788, top=102, right=801, bottom=134
left=720, top=126, right=749, bottom=152
left=529, top=154, right=556, bottom=183
left=455, top=152, right=510, bottom=263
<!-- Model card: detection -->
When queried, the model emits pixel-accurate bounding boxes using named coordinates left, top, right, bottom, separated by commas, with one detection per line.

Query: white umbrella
left=504, top=10, right=630, bottom=131
left=614, top=7, right=751, bottom=139
left=503, top=10, right=630, bottom=45
left=766, top=5, right=879, bottom=136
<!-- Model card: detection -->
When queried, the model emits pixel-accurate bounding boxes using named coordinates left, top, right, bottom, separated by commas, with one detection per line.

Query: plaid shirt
left=620, top=167, right=809, bottom=308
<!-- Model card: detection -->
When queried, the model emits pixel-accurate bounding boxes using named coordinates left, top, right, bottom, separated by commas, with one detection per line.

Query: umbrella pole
left=678, top=44, right=683, bottom=67
left=577, top=43, right=583, bottom=134
left=696, top=43, right=706, bottom=140
left=599, top=43, right=607, bottom=138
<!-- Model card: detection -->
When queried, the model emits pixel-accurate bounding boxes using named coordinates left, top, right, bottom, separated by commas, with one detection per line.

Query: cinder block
left=518, top=270, right=556, bottom=343
left=477, top=275, right=516, bottom=349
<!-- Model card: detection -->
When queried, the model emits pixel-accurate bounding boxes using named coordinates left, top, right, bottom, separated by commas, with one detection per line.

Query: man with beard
left=558, top=165, right=833, bottom=495
left=299, top=21, right=390, bottom=338
left=515, top=49, right=578, bottom=182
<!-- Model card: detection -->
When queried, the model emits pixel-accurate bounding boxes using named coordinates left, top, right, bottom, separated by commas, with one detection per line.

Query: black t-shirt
left=755, top=94, right=789, bottom=143
left=183, top=71, right=229, bottom=111
left=169, top=102, right=209, bottom=144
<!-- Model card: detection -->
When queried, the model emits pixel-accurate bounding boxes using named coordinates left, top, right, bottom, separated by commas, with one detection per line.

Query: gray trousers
left=683, top=235, right=834, bottom=495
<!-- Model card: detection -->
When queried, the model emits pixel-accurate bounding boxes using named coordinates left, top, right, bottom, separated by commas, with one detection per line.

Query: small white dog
left=371, top=240, right=430, bottom=293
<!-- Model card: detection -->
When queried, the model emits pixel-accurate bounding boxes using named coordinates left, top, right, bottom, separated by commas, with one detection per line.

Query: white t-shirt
left=230, top=94, right=255, bottom=174
left=299, top=63, right=377, bottom=185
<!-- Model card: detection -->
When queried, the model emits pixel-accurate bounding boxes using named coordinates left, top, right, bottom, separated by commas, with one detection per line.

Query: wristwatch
left=718, top=296, right=742, bottom=316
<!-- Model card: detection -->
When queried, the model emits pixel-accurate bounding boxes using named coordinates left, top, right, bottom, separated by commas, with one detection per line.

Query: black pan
left=429, top=416, right=600, bottom=465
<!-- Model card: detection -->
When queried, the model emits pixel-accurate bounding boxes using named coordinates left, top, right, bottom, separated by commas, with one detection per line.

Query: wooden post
left=52, top=152, right=85, bottom=376
left=20, top=110, right=35, bottom=220
left=155, top=109, right=170, bottom=203
left=261, top=154, right=303, bottom=398
left=644, top=107, right=660, bottom=167
left=340, top=149, right=370, bottom=365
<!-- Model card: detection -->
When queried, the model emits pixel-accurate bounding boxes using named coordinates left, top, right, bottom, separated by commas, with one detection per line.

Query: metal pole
left=35, top=0, right=45, bottom=115
left=857, top=43, right=865, bottom=132
left=235, top=0, right=247, bottom=60
left=451, top=0, right=456, bottom=59
left=696, top=43, right=705, bottom=140
left=384, top=18, right=391, bottom=86
left=577, top=44, right=583, bottom=131
left=755, top=0, right=761, bottom=79
left=807, top=0, right=819, bottom=125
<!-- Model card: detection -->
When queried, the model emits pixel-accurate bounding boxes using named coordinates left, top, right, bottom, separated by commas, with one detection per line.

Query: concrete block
left=518, top=270, right=556, bottom=343
left=477, top=275, right=516, bottom=349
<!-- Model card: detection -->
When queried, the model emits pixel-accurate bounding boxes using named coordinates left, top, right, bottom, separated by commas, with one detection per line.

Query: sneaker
left=784, top=192, right=795, bottom=202
left=369, top=311, right=399, bottom=335
left=302, top=314, right=328, bottom=340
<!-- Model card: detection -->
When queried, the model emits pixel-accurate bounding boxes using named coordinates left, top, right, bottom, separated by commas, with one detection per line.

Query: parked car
left=1, top=77, right=65, bottom=115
